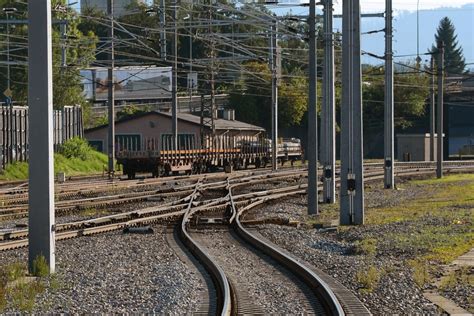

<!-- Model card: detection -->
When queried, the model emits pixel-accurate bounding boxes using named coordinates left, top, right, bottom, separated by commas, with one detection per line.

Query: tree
left=363, top=64, right=429, bottom=130
left=0, top=0, right=97, bottom=111
left=229, top=61, right=271, bottom=129
left=278, top=74, right=308, bottom=128
left=430, top=17, right=467, bottom=76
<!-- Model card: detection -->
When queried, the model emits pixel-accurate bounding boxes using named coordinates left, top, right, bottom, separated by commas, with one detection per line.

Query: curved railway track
left=0, top=162, right=473, bottom=250
left=0, top=162, right=473, bottom=314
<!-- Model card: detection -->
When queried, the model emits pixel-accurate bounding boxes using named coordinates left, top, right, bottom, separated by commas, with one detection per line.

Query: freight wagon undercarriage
left=116, top=135, right=302, bottom=179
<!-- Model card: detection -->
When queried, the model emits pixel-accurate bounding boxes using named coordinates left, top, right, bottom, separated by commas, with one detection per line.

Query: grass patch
left=365, top=174, right=474, bottom=265
left=356, top=265, right=382, bottom=292
left=439, top=267, right=474, bottom=290
left=0, top=261, right=45, bottom=312
left=80, top=208, right=110, bottom=217
left=304, top=203, right=340, bottom=227
left=9, top=281, right=44, bottom=312
left=409, top=259, right=432, bottom=288
left=0, top=138, right=108, bottom=181
left=353, top=238, right=377, bottom=257
left=31, top=255, right=49, bottom=278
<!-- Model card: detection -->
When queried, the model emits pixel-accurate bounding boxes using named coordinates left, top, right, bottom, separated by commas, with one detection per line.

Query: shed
left=85, top=111, right=265, bottom=153
left=397, top=134, right=443, bottom=161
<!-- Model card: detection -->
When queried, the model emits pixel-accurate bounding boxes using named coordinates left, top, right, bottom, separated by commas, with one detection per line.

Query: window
left=161, top=134, right=196, bottom=150
left=116, top=134, right=141, bottom=151
left=88, top=140, right=103, bottom=152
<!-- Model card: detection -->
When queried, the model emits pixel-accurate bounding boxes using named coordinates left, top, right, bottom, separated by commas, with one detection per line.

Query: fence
left=0, top=105, right=83, bottom=170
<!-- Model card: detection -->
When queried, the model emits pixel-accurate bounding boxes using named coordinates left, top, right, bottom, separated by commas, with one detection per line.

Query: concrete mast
left=28, top=0, right=55, bottom=273
left=340, top=0, right=364, bottom=225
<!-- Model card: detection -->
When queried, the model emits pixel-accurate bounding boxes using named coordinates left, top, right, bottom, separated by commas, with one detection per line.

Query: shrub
left=356, top=265, right=382, bottom=292
left=353, top=238, right=377, bottom=256
left=58, top=137, right=93, bottom=160
left=6, top=262, right=25, bottom=282
left=31, top=255, right=49, bottom=277
left=10, top=281, right=44, bottom=312
left=409, top=259, right=431, bottom=288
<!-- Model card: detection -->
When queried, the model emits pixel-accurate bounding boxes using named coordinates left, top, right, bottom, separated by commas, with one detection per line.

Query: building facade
left=85, top=111, right=265, bottom=154
left=81, top=0, right=145, bottom=17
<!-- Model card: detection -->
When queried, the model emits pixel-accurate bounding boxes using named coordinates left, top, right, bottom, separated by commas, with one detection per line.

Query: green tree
left=278, top=74, right=308, bottom=128
left=430, top=17, right=466, bottom=76
left=116, top=104, right=152, bottom=120
left=229, top=61, right=271, bottom=128
left=0, top=0, right=97, bottom=110
left=363, top=64, right=429, bottom=130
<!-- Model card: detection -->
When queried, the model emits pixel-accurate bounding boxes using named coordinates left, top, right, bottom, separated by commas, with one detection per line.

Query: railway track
left=0, top=163, right=472, bottom=313
left=178, top=180, right=346, bottom=315
left=0, top=163, right=473, bottom=250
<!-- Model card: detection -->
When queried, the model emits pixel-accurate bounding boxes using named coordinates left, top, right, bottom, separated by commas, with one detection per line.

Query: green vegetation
left=0, top=261, right=45, bottom=312
left=0, top=138, right=108, bottom=181
left=409, top=259, right=432, bottom=288
left=439, top=267, right=473, bottom=290
left=353, top=238, right=378, bottom=257
left=430, top=17, right=467, bottom=75
left=366, top=174, right=474, bottom=264
left=80, top=208, right=110, bottom=217
left=356, top=265, right=382, bottom=292
left=31, top=256, right=49, bottom=278
left=9, top=281, right=44, bottom=312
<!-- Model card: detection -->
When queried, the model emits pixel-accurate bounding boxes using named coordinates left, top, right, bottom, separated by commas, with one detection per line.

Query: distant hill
left=333, top=4, right=474, bottom=67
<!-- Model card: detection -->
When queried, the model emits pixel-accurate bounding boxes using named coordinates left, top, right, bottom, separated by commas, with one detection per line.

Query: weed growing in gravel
left=409, top=259, right=431, bottom=288
left=32, top=255, right=49, bottom=277
left=353, top=238, right=377, bottom=257
left=5, top=262, right=25, bottom=283
left=80, top=208, right=110, bottom=217
left=366, top=174, right=474, bottom=266
left=0, top=262, right=45, bottom=312
left=439, top=267, right=474, bottom=290
left=356, top=265, right=382, bottom=292
left=9, top=281, right=44, bottom=312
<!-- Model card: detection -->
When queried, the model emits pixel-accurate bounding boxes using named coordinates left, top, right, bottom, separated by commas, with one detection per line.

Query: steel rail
left=231, top=194, right=345, bottom=315
left=179, top=182, right=232, bottom=316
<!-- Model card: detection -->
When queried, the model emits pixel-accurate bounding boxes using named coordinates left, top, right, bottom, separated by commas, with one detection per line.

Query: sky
left=269, top=0, right=474, bottom=13
left=271, top=1, right=474, bottom=67
left=70, top=0, right=474, bottom=67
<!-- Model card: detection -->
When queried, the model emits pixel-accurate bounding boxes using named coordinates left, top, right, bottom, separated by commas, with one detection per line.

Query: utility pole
left=429, top=57, right=435, bottom=161
left=159, top=0, right=166, bottom=60
left=107, top=0, right=115, bottom=178
left=384, top=0, right=394, bottom=189
left=28, top=0, right=55, bottom=274
left=437, top=41, right=444, bottom=178
left=340, top=0, right=364, bottom=225
left=200, top=1, right=216, bottom=145
left=321, top=0, right=336, bottom=203
left=307, top=0, right=318, bottom=215
left=60, top=22, right=67, bottom=67
left=171, top=0, right=178, bottom=150
left=270, top=20, right=278, bottom=171
left=3, top=7, right=17, bottom=164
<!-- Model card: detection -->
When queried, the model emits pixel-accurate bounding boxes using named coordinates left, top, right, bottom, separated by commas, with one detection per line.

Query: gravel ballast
left=0, top=227, right=203, bottom=314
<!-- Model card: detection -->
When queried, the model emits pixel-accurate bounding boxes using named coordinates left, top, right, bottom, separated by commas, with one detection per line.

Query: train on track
left=116, top=134, right=303, bottom=179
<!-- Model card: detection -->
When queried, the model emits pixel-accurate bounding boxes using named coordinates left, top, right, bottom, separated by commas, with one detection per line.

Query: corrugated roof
left=173, top=112, right=265, bottom=131
left=85, top=111, right=265, bottom=133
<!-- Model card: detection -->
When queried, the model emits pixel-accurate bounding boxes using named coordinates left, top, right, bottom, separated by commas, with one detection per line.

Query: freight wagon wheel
left=127, top=171, right=136, bottom=180
left=232, top=159, right=240, bottom=170
left=164, top=164, right=171, bottom=177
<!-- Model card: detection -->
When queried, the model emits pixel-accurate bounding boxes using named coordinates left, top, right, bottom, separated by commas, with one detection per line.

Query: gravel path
left=257, top=224, right=439, bottom=315
left=192, top=229, right=323, bottom=314
left=0, top=227, right=203, bottom=314
left=245, top=182, right=454, bottom=315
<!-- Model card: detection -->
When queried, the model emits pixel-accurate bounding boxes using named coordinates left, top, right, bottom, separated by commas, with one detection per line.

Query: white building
left=81, top=0, right=145, bottom=17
